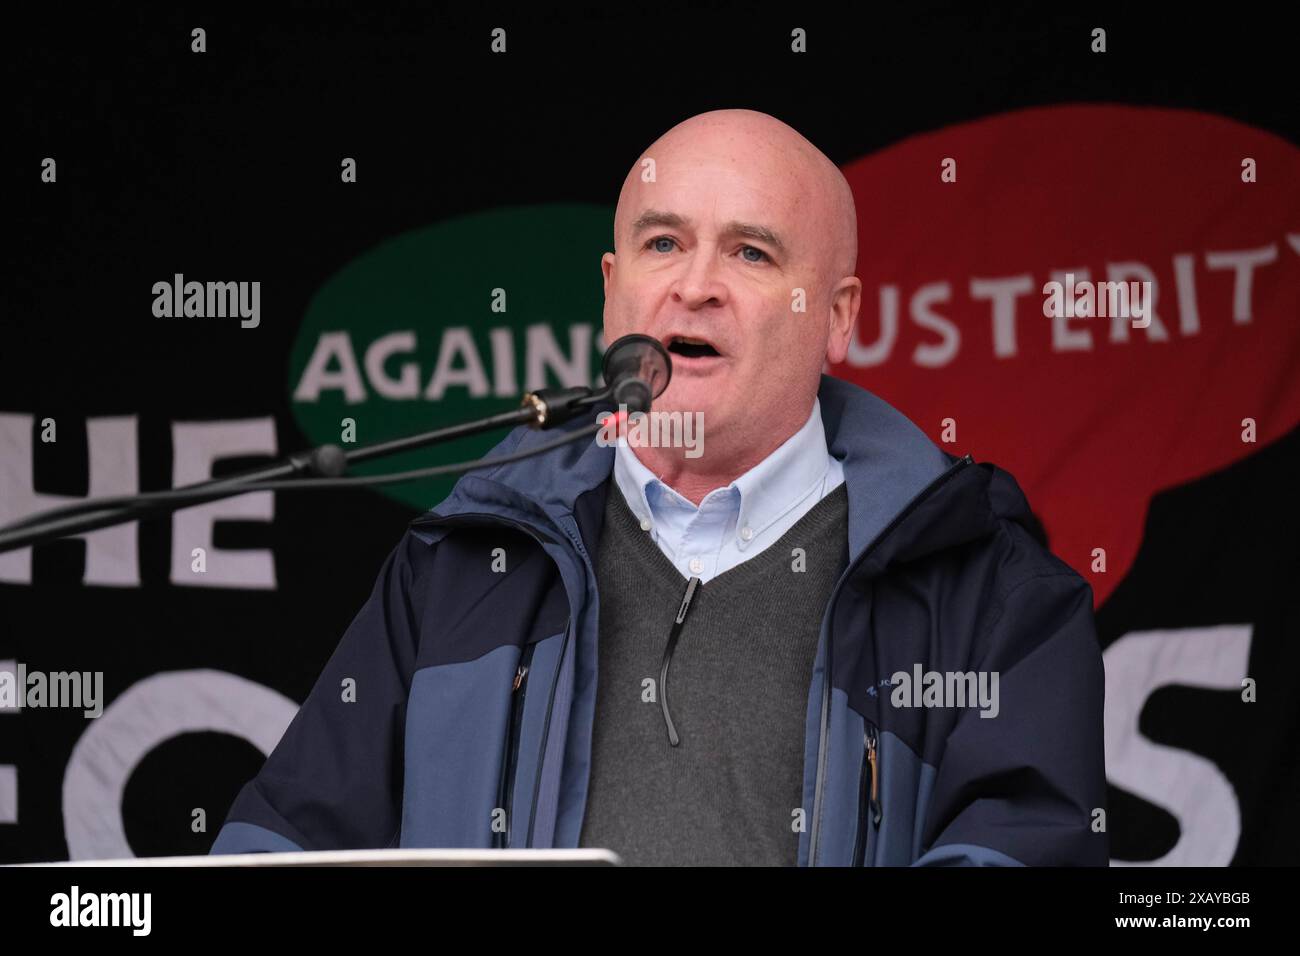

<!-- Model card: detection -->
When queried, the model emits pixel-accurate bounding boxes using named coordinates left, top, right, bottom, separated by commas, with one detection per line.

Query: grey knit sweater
left=577, top=480, right=850, bottom=865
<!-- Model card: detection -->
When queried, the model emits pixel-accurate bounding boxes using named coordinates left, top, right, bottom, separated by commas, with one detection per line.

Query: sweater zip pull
left=659, top=575, right=701, bottom=747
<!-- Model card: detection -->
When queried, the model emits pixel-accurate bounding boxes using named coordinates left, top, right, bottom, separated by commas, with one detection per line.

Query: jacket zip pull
left=659, top=576, right=701, bottom=748
left=866, top=724, right=881, bottom=826
left=513, top=663, right=529, bottom=691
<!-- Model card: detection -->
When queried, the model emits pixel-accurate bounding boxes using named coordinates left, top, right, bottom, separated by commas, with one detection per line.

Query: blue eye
left=644, top=236, right=770, bottom=263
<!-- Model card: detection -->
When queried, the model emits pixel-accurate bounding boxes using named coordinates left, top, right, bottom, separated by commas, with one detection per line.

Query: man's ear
left=601, top=252, right=616, bottom=296
left=825, top=276, right=862, bottom=365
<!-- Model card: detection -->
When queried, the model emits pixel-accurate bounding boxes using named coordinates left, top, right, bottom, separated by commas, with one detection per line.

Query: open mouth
left=666, top=336, right=722, bottom=359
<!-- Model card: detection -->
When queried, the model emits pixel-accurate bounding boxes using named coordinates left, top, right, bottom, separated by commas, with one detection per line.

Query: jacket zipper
left=499, top=641, right=536, bottom=847
left=525, top=615, right=570, bottom=849
left=659, top=575, right=701, bottom=747
left=852, top=722, right=882, bottom=866
left=521, top=512, right=596, bottom=847
left=807, top=453, right=974, bottom=866
left=412, top=510, right=568, bottom=851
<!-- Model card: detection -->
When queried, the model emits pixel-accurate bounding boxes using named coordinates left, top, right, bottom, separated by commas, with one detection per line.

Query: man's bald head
left=614, top=109, right=858, bottom=290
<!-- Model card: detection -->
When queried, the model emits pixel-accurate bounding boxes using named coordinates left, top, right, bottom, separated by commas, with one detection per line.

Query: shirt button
left=688, top=557, right=703, bottom=574
left=740, top=526, right=754, bottom=541
left=640, top=517, right=652, bottom=532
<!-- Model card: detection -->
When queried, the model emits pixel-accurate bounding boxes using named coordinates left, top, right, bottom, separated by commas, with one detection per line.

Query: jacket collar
left=419, top=375, right=1026, bottom=569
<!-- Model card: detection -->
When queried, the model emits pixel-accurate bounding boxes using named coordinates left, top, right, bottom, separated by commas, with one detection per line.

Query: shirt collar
left=611, top=398, right=833, bottom=549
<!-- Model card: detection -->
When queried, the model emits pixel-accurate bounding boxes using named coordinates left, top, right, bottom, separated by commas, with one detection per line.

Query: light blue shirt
left=612, top=398, right=846, bottom=583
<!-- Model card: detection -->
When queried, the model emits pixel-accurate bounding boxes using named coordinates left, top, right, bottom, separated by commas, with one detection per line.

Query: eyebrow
left=629, top=210, right=787, bottom=255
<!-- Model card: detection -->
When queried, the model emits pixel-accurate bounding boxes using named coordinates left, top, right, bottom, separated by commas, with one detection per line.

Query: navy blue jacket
left=211, top=375, right=1108, bottom=865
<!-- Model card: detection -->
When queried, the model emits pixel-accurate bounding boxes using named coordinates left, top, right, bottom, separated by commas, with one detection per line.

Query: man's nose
left=670, top=244, right=728, bottom=307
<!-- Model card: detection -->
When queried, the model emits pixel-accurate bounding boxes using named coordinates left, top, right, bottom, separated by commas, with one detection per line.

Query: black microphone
left=523, top=333, right=672, bottom=429
left=600, top=333, right=672, bottom=413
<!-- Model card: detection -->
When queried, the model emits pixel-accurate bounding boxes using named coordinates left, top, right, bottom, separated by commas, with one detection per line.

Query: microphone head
left=602, top=334, right=672, bottom=413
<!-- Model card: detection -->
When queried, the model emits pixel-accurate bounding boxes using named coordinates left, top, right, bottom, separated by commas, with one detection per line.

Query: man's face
left=601, top=152, right=831, bottom=446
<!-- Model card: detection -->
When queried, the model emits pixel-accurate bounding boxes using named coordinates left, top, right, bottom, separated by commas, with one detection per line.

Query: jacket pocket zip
left=413, top=512, right=563, bottom=850
left=853, top=722, right=882, bottom=866
left=808, top=453, right=972, bottom=865
left=500, top=641, right=535, bottom=848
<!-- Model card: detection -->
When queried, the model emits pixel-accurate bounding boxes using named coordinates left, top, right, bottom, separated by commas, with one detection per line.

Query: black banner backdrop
left=4, top=3, right=1297, bottom=865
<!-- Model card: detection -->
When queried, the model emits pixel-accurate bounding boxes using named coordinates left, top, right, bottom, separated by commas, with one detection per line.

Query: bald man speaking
left=212, top=110, right=1107, bottom=867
